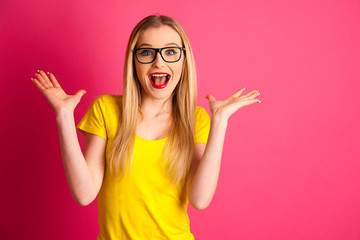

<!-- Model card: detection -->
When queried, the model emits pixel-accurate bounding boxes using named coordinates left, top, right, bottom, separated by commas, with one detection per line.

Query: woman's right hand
left=32, top=70, right=86, bottom=114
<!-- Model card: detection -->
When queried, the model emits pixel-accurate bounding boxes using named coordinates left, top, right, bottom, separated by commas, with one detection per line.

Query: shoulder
left=194, top=106, right=211, bottom=143
left=91, top=95, right=122, bottom=111
left=95, top=94, right=122, bottom=105
left=195, top=106, right=210, bottom=127
left=89, top=95, right=122, bottom=135
left=195, top=106, right=210, bottom=120
left=88, top=95, right=122, bottom=119
left=77, top=95, right=122, bottom=139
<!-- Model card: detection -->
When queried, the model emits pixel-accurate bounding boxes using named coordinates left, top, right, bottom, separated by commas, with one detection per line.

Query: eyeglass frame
left=133, top=47, right=186, bottom=64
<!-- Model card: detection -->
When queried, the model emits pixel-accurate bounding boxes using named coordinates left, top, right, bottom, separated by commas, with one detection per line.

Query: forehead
left=136, top=25, right=182, bottom=48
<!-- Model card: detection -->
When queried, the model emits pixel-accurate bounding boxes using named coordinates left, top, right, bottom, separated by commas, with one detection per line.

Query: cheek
left=174, top=61, right=185, bottom=77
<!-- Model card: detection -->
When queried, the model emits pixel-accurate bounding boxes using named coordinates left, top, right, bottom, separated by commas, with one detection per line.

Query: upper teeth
left=152, top=74, right=168, bottom=77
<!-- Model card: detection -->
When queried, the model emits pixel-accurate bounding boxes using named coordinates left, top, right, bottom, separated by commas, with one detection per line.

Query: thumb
left=75, top=89, right=87, bottom=98
left=205, top=94, right=216, bottom=102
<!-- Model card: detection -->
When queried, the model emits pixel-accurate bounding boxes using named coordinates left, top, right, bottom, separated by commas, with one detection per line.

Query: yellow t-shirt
left=77, top=95, right=210, bottom=240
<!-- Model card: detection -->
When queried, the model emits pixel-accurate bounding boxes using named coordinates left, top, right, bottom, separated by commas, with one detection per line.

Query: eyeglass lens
left=136, top=48, right=182, bottom=63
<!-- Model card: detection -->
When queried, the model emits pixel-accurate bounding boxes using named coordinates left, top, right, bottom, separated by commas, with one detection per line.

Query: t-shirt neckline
left=135, top=134, right=168, bottom=142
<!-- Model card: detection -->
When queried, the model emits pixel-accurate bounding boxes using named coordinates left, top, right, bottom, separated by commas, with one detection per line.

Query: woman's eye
left=139, top=50, right=153, bottom=56
left=165, top=49, right=178, bottom=55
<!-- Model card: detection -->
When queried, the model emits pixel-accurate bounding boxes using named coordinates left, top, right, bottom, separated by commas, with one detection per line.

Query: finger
left=34, top=73, right=50, bottom=89
left=34, top=71, right=51, bottom=89
left=47, top=72, right=61, bottom=88
left=205, top=94, right=216, bottom=102
left=32, top=78, right=46, bottom=92
left=232, top=88, right=246, bottom=97
left=38, top=70, right=54, bottom=88
left=242, top=93, right=259, bottom=100
left=239, top=98, right=261, bottom=107
left=250, top=98, right=261, bottom=104
left=241, top=90, right=260, bottom=99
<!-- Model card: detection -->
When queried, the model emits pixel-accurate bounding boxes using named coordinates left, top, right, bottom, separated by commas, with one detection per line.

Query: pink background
left=1, top=0, right=360, bottom=239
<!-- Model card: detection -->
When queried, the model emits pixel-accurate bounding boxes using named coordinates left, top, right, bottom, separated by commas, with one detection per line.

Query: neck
left=140, top=92, right=173, bottom=116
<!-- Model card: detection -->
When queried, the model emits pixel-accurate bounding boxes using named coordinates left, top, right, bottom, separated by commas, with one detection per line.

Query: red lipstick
left=148, top=72, right=171, bottom=89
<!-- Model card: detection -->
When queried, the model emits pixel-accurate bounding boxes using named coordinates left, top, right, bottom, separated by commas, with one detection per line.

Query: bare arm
left=57, top=112, right=106, bottom=206
left=33, top=70, right=105, bottom=206
left=188, top=88, right=261, bottom=210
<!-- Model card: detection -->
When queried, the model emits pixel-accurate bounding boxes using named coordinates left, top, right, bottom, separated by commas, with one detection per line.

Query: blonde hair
left=109, top=15, right=197, bottom=186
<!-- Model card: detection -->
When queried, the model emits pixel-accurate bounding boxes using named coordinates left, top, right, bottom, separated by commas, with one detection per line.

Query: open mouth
left=148, top=73, right=171, bottom=89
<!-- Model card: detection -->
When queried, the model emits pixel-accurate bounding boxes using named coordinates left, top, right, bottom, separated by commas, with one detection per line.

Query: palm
left=43, top=87, right=78, bottom=111
left=32, top=70, right=86, bottom=113
left=206, top=88, right=260, bottom=120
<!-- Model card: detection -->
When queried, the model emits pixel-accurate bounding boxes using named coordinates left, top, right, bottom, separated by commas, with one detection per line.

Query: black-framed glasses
left=133, top=47, right=185, bottom=64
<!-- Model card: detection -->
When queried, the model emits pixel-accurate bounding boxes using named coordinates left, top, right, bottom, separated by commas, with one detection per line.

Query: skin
left=135, top=26, right=184, bottom=102
left=32, top=25, right=261, bottom=209
left=134, top=26, right=185, bottom=140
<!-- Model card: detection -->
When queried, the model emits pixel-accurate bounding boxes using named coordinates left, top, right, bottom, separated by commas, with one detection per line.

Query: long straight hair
left=109, top=15, right=197, bottom=186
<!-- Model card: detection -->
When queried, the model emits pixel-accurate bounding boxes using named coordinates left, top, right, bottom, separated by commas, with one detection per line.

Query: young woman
left=32, top=15, right=261, bottom=240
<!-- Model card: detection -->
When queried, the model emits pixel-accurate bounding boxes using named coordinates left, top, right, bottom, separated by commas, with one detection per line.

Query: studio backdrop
left=1, top=0, right=359, bottom=239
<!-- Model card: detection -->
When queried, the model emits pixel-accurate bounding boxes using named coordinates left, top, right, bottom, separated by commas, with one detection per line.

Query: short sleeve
left=77, top=96, right=107, bottom=140
left=195, top=107, right=211, bottom=144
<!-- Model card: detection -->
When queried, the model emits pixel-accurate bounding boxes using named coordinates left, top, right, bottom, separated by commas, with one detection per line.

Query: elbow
left=189, top=199, right=211, bottom=211
left=73, top=195, right=96, bottom=207
left=75, top=198, right=91, bottom=206
left=76, top=199, right=92, bottom=206
left=188, top=190, right=214, bottom=210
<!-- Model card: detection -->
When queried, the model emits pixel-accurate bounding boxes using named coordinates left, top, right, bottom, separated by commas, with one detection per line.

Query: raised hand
left=32, top=70, right=86, bottom=114
left=205, top=88, right=261, bottom=120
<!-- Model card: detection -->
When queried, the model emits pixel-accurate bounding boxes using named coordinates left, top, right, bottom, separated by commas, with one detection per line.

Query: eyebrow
left=137, top=42, right=180, bottom=48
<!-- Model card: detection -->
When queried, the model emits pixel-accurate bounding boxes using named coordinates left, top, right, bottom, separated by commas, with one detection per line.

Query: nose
left=152, top=51, right=166, bottom=68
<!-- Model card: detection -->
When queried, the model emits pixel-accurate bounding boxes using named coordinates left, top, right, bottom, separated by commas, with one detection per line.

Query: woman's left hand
left=205, top=88, right=261, bottom=121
